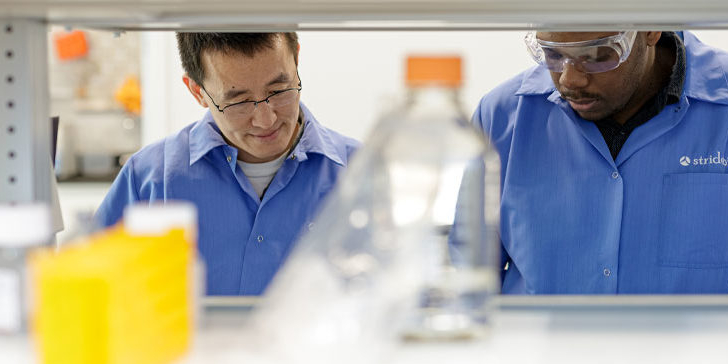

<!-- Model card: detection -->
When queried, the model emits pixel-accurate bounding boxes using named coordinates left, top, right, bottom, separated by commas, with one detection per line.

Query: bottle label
left=0, top=268, right=21, bottom=333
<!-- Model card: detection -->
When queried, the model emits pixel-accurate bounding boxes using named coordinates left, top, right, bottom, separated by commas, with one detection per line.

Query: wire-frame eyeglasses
left=200, top=70, right=302, bottom=118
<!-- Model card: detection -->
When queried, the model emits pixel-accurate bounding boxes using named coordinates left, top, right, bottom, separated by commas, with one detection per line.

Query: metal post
left=0, top=19, right=51, bottom=205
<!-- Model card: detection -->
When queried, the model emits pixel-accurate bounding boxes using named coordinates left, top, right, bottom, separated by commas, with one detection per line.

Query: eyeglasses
left=201, top=70, right=302, bottom=118
left=525, top=31, right=637, bottom=73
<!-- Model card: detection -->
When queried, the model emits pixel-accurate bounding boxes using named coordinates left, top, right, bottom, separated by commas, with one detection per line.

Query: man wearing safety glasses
left=96, top=33, right=359, bottom=295
left=473, top=31, right=728, bottom=294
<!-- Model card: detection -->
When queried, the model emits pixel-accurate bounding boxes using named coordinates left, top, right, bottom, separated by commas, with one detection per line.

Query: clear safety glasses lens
left=541, top=46, right=622, bottom=73
left=525, top=31, right=637, bottom=74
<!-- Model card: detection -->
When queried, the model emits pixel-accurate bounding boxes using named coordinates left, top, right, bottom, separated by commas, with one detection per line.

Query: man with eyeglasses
left=96, top=33, right=359, bottom=295
left=473, top=31, right=728, bottom=294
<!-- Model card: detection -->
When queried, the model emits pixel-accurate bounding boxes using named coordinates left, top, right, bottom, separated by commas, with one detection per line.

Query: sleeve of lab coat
left=94, top=158, right=141, bottom=228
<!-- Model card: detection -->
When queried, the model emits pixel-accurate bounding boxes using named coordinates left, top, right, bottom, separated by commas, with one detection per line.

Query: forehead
left=536, top=32, right=620, bottom=43
left=200, top=39, right=295, bottom=86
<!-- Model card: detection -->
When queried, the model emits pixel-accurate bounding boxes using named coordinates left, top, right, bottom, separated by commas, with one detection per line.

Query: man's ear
left=644, top=31, right=662, bottom=47
left=183, top=74, right=209, bottom=108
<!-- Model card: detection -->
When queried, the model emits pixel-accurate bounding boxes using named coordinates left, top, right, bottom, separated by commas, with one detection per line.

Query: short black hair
left=176, top=32, right=299, bottom=86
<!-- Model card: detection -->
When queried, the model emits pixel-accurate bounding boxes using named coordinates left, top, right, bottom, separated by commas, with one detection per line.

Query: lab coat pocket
left=657, top=173, right=728, bottom=268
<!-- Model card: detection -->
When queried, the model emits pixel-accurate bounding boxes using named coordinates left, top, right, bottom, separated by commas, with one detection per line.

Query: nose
left=250, top=101, right=277, bottom=129
left=558, top=61, right=589, bottom=90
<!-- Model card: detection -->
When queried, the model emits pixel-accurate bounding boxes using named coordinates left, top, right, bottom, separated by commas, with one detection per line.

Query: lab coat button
left=257, top=235, right=264, bottom=243
left=611, top=171, right=619, bottom=179
left=603, top=268, right=611, bottom=277
left=226, top=155, right=232, bottom=162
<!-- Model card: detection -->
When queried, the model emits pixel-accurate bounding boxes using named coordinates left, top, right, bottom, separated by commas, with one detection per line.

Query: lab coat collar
left=289, top=103, right=346, bottom=166
left=515, top=65, right=556, bottom=96
left=189, top=112, right=228, bottom=166
left=681, top=31, right=728, bottom=105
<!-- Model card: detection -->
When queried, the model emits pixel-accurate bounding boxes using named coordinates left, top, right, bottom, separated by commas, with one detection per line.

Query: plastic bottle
left=123, top=201, right=198, bottom=246
left=123, top=201, right=204, bottom=328
left=0, top=203, right=52, bottom=334
left=30, top=202, right=195, bottom=364
left=246, top=55, right=500, bottom=363
left=395, top=55, right=501, bottom=341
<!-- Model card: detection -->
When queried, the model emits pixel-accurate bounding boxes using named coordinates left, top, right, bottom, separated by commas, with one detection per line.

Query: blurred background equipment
left=115, top=76, right=141, bottom=115
left=53, top=30, right=89, bottom=61
left=54, top=110, right=140, bottom=180
left=49, top=28, right=141, bottom=181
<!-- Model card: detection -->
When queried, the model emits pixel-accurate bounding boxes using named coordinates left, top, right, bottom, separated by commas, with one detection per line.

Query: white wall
left=140, top=30, right=728, bottom=144
left=296, top=31, right=535, bottom=141
left=140, top=32, right=207, bottom=146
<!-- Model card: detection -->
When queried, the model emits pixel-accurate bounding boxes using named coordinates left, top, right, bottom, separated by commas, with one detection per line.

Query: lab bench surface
left=6, top=295, right=728, bottom=364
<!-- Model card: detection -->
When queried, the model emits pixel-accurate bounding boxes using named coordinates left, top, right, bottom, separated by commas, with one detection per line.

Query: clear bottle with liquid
left=247, top=55, right=500, bottom=362
left=392, top=55, right=500, bottom=340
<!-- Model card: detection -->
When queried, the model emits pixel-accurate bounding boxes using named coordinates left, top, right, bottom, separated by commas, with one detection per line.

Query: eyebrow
left=222, top=72, right=292, bottom=101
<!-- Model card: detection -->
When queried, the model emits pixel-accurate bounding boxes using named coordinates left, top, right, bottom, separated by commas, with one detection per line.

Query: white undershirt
left=237, top=153, right=288, bottom=198
left=237, top=115, right=304, bottom=198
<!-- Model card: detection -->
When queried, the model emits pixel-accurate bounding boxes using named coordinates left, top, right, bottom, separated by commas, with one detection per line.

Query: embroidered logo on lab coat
left=680, top=152, right=727, bottom=167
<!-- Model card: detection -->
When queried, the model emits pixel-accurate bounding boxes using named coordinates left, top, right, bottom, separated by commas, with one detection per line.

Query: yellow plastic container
left=29, top=226, right=193, bottom=364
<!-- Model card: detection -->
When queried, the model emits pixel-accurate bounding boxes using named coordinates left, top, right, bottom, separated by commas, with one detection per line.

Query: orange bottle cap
left=406, top=56, right=462, bottom=87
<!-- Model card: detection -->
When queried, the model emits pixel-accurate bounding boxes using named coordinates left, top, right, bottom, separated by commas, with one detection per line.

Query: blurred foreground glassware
left=397, top=56, right=501, bottom=341
left=246, top=55, right=500, bottom=363
left=0, top=203, right=52, bottom=334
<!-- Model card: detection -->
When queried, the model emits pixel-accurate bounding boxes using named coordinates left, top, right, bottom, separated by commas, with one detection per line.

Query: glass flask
left=246, top=55, right=500, bottom=362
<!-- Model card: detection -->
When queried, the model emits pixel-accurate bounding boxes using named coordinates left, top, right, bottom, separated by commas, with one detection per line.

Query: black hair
left=176, top=32, right=299, bottom=85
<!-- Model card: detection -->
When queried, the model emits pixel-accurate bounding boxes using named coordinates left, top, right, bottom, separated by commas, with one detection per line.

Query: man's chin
left=575, top=109, right=608, bottom=122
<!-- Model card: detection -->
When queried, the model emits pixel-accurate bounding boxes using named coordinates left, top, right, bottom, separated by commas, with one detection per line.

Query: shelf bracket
left=0, top=18, right=52, bottom=206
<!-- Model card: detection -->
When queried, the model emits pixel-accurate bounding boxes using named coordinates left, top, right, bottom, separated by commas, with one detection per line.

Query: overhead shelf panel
left=1, top=0, right=728, bottom=30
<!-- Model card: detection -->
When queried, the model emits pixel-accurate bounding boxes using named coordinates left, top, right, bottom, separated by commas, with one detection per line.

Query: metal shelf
left=1, top=0, right=728, bottom=31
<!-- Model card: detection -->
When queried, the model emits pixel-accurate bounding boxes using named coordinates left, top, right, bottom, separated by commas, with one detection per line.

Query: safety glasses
left=525, top=31, right=638, bottom=73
